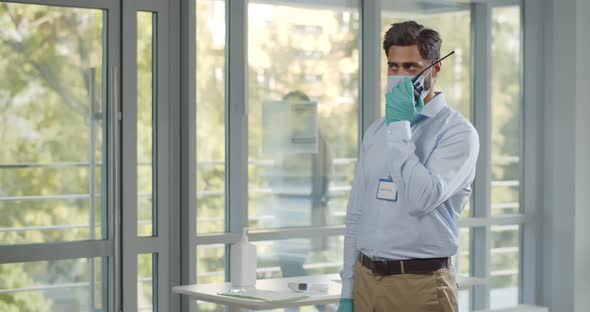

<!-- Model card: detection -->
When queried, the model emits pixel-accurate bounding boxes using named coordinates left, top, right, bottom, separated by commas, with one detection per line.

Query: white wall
left=540, top=0, right=590, bottom=311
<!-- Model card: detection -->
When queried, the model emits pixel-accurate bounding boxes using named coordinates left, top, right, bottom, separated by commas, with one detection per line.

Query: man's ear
left=431, top=62, right=442, bottom=78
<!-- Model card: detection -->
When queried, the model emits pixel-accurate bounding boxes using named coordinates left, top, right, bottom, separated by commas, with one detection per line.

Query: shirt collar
left=419, top=92, right=447, bottom=119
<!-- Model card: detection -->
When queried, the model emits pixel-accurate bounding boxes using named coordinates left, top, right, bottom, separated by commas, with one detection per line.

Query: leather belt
left=359, top=253, right=449, bottom=276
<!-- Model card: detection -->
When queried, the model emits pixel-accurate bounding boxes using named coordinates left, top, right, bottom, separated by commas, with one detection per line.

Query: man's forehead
left=387, top=45, right=426, bottom=64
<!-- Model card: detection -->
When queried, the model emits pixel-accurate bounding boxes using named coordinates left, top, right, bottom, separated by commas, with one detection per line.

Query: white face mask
left=386, top=75, right=411, bottom=93
left=386, top=71, right=434, bottom=101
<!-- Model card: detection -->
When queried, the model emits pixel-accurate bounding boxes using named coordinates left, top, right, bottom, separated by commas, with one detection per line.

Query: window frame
left=121, top=0, right=174, bottom=311
left=471, top=0, right=533, bottom=309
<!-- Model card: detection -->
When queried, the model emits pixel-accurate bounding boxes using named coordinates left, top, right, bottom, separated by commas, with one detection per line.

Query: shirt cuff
left=385, top=121, right=412, bottom=142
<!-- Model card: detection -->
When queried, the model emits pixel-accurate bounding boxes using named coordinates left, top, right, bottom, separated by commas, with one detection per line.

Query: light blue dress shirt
left=339, top=93, right=479, bottom=298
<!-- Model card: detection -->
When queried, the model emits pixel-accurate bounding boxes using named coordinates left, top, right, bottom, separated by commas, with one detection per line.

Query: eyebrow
left=387, top=62, right=423, bottom=67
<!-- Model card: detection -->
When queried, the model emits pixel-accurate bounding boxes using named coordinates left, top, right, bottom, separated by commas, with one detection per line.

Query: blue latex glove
left=337, top=298, right=354, bottom=312
left=385, top=76, right=424, bottom=124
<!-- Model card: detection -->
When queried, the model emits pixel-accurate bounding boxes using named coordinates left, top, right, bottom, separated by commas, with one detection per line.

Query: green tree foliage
left=0, top=263, right=51, bottom=312
left=1, top=3, right=104, bottom=310
left=195, top=0, right=227, bottom=235
left=0, top=3, right=104, bottom=244
left=490, top=7, right=522, bottom=289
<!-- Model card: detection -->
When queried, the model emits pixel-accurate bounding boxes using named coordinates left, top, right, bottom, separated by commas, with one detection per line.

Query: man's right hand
left=337, top=298, right=354, bottom=312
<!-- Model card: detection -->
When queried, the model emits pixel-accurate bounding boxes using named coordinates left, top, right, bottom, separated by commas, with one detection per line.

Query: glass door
left=0, top=0, right=120, bottom=310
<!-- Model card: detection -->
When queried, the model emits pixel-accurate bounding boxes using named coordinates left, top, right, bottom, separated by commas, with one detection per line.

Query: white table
left=475, top=305, right=549, bottom=312
left=173, top=274, right=486, bottom=311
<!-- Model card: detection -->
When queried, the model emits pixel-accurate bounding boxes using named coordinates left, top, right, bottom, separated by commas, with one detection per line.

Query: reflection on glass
left=253, top=237, right=344, bottom=310
left=455, top=228, right=471, bottom=277
left=381, top=6, right=472, bottom=119
left=462, top=199, right=472, bottom=218
left=196, top=244, right=225, bottom=284
left=137, top=12, right=156, bottom=236
left=138, top=253, right=156, bottom=312
left=247, top=1, right=360, bottom=232
left=253, top=236, right=343, bottom=281
left=0, top=4, right=106, bottom=244
left=196, top=0, right=226, bottom=235
left=490, top=225, right=520, bottom=309
left=0, top=258, right=104, bottom=310
left=491, top=6, right=521, bottom=216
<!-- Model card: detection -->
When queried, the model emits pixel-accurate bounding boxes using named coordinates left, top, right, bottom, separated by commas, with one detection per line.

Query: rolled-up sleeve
left=384, top=120, right=479, bottom=217
left=339, top=139, right=366, bottom=299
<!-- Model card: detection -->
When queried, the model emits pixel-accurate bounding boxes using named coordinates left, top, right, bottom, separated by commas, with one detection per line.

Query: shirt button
left=387, top=130, right=391, bottom=134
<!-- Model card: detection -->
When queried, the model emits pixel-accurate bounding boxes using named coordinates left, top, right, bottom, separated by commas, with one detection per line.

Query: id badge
left=376, top=177, right=398, bottom=202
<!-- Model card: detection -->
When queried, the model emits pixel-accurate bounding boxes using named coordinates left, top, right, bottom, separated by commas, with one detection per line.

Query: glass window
left=455, top=228, right=471, bottom=278
left=196, top=244, right=225, bottom=284
left=254, top=236, right=343, bottom=280
left=454, top=228, right=471, bottom=311
left=0, top=4, right=106, bottom=244
left=196, top=245, right=225, bottom=311
left=190, top=3, right=528, bottom=312
left=138, top=254, right=156, bottom=312
left=0, top=258, right=104, bottom=311
left=491, top=6, right=522, bottom=217
left=247, top=237, right=343, bottom=312
left=247, top=0, right=360, bottom=231
left=137, top=12, right=157, bottom=237
left=196, top=0, right=226, bottom=235
left=490, top=225, right=520, bottom=309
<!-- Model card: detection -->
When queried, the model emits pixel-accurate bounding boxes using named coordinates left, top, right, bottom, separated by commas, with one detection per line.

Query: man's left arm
left=385, top=121, right=479, bottom=217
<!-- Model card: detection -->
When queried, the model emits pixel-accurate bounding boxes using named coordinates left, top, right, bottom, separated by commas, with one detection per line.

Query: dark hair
left=382, top=21, right=442, bottom=61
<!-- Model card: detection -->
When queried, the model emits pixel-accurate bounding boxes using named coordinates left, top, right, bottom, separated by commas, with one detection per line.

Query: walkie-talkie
left=411, top=51, right=455, bottom=101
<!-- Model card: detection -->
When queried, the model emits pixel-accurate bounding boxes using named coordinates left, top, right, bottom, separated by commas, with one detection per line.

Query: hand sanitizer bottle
left=230, top=227, right=257, bottom=287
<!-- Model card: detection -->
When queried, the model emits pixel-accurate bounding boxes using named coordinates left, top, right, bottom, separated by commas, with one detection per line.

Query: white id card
left=376, top=177, right=398, bottom=202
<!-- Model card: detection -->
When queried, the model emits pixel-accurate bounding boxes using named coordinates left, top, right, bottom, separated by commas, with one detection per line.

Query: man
left=337, top=21, right=479, bottom=312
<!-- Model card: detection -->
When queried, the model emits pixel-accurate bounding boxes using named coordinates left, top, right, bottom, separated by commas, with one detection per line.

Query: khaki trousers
left=353, top=261, right=459, bottom=312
